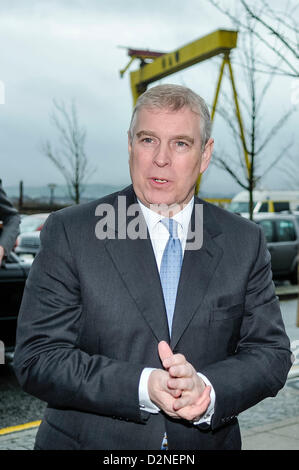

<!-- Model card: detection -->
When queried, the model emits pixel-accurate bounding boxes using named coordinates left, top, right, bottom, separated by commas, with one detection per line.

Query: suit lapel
left=103, top=186, right=170, bottom=343
left=101, top=187, right=223, bottom=349
left=170, top=199, right=224, bottom=350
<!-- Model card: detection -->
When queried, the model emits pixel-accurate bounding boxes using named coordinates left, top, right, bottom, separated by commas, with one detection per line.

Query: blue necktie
left=159, top=218, right=183, bottom=334
left=159, top=218, right=183, bottom=450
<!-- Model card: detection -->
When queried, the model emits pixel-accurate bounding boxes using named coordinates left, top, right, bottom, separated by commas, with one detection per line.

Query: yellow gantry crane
left=120, top=29, right=249, bottom=193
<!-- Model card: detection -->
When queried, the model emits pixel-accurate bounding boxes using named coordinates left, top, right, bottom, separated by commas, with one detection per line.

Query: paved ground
left=1, top=385, right=299, bottom=451
left=0, top=291, right=298, bottom=451
left=0, top=364, right=45, bottom=429
left=242, top=416, right=299, bottom=450
left=0, top=428, right=38, bottom=450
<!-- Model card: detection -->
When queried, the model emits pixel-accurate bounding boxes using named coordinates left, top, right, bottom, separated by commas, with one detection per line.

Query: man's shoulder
left=50, top=185, right=134, bottom=224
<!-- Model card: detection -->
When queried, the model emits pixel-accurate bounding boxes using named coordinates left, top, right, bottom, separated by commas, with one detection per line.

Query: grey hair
left=128, top=84, right=212, bottom=151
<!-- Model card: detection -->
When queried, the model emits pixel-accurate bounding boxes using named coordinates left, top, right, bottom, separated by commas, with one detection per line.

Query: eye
left=142, top=137, right=154, bottom=143
left=174, top=140, right=189, bottom=150
left=140, top=136, right=158, bottom=145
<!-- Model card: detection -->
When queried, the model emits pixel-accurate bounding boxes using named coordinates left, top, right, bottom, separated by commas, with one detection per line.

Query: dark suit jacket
left=0, top=180, right=20, bottom=256
left=13, top=185, right=292, bottom=450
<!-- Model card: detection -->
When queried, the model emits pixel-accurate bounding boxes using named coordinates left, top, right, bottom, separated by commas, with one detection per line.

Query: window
left=258, top=220, right=275, bottom=243
left=259, top=202, right=268, bottom=213
left=276, top=220, right=296, bottom=242
left=228, top=202, right=249, bottom=213
left=273, top=202, right=290, bottom=212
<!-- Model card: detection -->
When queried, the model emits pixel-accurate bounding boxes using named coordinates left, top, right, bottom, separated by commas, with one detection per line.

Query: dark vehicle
left=0, top=252, right=31, bottom=352
left=254, top=213, right=299, bottom=284
left=14, top=231, right=41, bottom=257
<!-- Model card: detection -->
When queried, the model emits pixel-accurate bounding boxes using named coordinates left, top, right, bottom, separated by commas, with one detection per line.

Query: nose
left=152, top=142, right=171, bottom=167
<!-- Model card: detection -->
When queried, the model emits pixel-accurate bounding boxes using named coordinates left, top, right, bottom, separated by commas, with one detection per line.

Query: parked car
left=0, top=251, right=32, bottom=352
left=14, top=213, right=50, bottom=257
left=18, top=212, right=49, bottom=234
left=254, top=213, right=299, bottom=284
left=15, top=231, right=42, bottom=258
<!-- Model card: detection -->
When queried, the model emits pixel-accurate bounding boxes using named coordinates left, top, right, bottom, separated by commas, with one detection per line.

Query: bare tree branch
left=207, top=0, right=299, bottom=77
left=258, top=140, right=295, bottom=180
left=205, top=1, right=296, bottom=218
left=211, top=153, right=249, bottom=190
left=260, top=0, right=299, bottom=35
left=42, top=99, right=96, bottom=204
left=255, top=108, right=297, bottom=155
left=240, top=0, right=299, bottom=59
left=211, top=103, right=247, bottom=176
left=276, top=149, right=299, bottom=188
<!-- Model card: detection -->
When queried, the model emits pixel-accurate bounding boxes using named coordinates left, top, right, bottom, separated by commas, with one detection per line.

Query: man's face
left=128, top=106, right=214, bottom=214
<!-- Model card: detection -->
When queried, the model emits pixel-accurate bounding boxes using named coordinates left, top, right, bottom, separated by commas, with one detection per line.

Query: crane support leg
left=196, top=53, right=250, bottom=194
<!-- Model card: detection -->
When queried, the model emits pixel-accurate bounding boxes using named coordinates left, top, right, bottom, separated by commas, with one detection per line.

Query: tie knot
left=161, top=218, right=179, bottom=239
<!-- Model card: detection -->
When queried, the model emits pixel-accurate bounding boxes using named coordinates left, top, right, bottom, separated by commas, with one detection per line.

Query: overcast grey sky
left=0, top=0, right=298, bottom=195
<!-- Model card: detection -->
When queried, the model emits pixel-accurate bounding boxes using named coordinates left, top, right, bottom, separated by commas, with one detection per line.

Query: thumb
left=158, top=341, right=173, bottom=367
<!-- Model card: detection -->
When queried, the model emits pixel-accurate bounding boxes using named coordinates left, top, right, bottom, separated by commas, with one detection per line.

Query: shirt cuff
left=139, top=368, right=160, bottom=414
left=192, top=372, right=216, bottom=425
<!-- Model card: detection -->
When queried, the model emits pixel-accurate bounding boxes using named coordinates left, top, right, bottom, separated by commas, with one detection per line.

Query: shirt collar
left=138, top=197, right=194, bottom=236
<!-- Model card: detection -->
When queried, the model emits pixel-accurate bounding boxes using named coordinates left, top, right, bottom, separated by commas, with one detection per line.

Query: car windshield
left=20, top=216, right=47, bottom=233
left=227, top=202, right=250, bottom=213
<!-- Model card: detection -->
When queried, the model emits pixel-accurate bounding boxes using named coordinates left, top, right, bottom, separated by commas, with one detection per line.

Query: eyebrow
left=136, top=130, right=157, bottom=138
left=136, top=130, right=194, bottom=144
left=174, top=135, right=194, bottom=144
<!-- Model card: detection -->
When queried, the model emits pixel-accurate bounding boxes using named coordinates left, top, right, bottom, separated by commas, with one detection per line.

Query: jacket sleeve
left=200, top=226, right=293, bottom=430
left=13, top=211, right=147, bottom=423
left=0, top=182, right=20, bottom=255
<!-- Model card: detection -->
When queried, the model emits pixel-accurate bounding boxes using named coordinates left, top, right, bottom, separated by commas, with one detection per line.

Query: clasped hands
left=148, top=341, right=211, bottom=422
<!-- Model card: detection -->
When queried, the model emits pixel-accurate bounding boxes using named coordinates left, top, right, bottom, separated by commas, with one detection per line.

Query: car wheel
left=290, top=265, right=298, bottom=285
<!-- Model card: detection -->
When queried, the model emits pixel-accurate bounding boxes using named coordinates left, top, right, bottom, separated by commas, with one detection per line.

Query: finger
left=196, top=384, right=211, bottom=402
left=172, top=394, right=194, bottom=410
left=173, top=385, right=211, bottom=411
left=158, top=341, right=173, bottom=365
left=167, top=377, right=193, bottom=391
left=174, top=387, right=211, bottom=415
left=168, top=388, right=182, bottom=398
left=162, top=353, right=187, bottom=370
left=168, top=363, right=193, bottom=379
left=176, top=396, right=211, bottom=422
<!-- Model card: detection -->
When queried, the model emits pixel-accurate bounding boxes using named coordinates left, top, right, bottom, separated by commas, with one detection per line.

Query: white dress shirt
left=137, top=198, right=215, bottom=425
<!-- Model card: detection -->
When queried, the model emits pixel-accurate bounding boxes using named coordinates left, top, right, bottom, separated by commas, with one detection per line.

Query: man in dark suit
left=0, top=179, right=20, bottom=266
left=13, top=84, right=292, bottom=450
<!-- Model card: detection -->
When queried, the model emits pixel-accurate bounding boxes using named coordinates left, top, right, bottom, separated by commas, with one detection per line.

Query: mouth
left=151, top=177, right=169, bottom=184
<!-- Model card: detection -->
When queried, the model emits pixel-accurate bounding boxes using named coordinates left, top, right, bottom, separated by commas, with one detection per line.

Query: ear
left=128, top=131, right=132, bottom=154
left=200, top=138, right=214, bottom=174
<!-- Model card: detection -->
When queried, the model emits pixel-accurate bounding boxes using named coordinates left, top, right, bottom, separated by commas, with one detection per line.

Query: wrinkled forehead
left=130, top=104, right=201, bottom=136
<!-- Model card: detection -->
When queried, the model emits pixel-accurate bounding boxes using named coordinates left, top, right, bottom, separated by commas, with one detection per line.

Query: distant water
left=5, top=183, right=130, bottom=203
left=5, top=182, right=235, bottom=204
